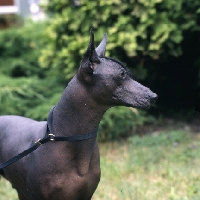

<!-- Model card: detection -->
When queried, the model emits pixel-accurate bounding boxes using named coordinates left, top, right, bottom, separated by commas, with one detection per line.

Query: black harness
left=0, top=107, right=98, bottom=171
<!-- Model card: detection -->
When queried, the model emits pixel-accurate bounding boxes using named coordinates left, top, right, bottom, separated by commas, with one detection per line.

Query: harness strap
left=0, top=106, right=98, bottom=171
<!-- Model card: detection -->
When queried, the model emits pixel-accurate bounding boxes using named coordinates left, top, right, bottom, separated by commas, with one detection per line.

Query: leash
left=0, top=107, right=98, bottom=171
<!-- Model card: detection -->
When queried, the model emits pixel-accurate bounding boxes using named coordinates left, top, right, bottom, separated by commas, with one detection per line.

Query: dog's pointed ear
left=96, top=33, right=107, bottom=57
left=78, top=28, right=100, bottom=83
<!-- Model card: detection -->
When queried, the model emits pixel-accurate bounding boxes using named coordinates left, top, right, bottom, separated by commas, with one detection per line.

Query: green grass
left=93, top=130, right=200, bottom=200
left=0, top=178, right=17, bottom=200
left=1, top=130, right=200, bottom=200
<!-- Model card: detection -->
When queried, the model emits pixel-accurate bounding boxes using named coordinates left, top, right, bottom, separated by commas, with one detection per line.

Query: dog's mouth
left=111, top=92, right=157, bottom=110
left=135, top=102, right=151, bottom=110
left=134, top=94, right=157, bottom=110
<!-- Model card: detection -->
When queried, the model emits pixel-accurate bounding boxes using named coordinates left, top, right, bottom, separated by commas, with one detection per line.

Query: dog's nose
left=150, top=93, right=158, bottom=104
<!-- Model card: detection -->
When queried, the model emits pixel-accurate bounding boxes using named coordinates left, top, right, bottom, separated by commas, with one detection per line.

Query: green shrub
left=0, top=74, right=62, bottom=120
left=40, top=0, right=200, bottom=81
left=0, top=21, right=63, bottom=120
left=39, top=0, right=200, bottom=118
left=0, top=21, right=46, bottom=78
left=98, top=107, right=154, bottom=141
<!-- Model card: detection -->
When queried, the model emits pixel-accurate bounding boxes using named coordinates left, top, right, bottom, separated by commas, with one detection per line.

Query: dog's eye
left=120, top=71, right=126, bottom=79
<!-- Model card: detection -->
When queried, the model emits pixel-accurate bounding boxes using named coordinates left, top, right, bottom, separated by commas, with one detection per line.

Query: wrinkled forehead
left=96, top=57, right=130, bottom=75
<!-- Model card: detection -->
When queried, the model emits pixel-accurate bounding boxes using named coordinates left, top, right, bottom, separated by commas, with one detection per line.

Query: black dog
left=0, top=29, right=157, bottom=200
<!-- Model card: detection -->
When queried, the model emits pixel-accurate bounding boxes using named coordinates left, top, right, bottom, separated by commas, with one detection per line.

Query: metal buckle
left=49, top=134, right=55, bottom=141
left=35, top=139, right=42, bottom=145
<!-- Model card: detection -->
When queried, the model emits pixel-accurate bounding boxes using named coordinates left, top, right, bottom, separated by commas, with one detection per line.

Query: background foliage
left=41, top=0, right=200, bottom=80
left=0, top=22, right=63, bottom=120
left=0, top=0, right=200, bottom=140
left=40, top=0, right=200, bottom=115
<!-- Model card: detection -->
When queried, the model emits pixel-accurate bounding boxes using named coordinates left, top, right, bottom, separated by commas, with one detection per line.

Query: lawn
left=1, top=130, right=200, bottom=200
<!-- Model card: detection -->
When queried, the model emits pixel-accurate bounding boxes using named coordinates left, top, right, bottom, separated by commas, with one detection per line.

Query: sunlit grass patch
left=94, top=130, right=200, bottom=200
left=0, top=178, right=17, bottom=200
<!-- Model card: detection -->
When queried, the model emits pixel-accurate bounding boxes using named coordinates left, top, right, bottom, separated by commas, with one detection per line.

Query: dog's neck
left=52, top=75, right=108, bottom=137
left=51, top=75, right=108, bottom=176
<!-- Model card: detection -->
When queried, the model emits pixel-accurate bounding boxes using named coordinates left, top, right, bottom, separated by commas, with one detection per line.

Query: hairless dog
left=0, top=29, right=157, bottom=200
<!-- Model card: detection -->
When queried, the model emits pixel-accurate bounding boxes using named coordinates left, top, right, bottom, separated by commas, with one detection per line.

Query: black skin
left=0, top=29, right=157, bottom=200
